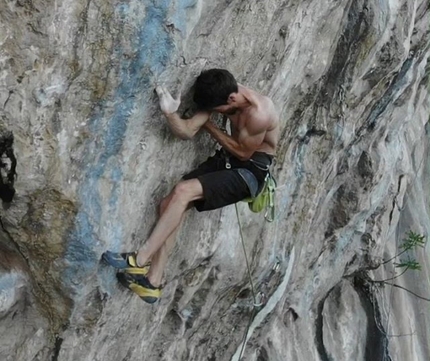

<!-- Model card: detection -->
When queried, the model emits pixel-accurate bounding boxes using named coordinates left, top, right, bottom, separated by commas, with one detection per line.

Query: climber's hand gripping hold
left=155, top=85, right=210, bottom=140
left=155, top=86, right=181, bottom=115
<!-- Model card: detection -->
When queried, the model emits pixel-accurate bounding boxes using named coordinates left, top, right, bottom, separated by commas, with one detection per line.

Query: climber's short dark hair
left=193, top=69, right=238, bottom=110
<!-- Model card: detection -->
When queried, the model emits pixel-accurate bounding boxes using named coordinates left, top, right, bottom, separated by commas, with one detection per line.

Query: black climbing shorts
left=182, top=149, right=273, bottom=212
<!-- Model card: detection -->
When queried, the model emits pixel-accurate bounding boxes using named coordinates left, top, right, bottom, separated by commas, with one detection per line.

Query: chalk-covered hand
left=155, top=86, right=181, bottom=115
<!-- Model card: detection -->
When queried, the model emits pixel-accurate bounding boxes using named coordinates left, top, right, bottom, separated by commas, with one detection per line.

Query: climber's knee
left=171, top=179, right=203, bottom=206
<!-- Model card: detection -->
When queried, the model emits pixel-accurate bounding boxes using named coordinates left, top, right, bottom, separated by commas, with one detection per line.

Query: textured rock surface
left=0, top=0, right=429, bottom=360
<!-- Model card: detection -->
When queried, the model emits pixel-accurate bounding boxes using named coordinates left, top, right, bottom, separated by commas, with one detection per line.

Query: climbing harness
left=220, top=148, right=277, bottom=222
left=225, top=152, right=232, bottom=169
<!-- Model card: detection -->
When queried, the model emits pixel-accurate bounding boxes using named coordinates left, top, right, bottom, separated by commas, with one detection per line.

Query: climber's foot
left=117, top=273, right=161, bottom=304
left=102, top=251, right=150, bottom=275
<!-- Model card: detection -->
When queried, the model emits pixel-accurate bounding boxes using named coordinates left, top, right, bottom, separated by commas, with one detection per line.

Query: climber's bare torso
left=223, top=85, right=279, bottom=155
left=203, top=84, right=279, bottom=160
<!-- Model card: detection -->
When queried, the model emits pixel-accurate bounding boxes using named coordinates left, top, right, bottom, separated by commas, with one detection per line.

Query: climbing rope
left=234, top=203, right=265, bottom=360
left=235, top=203, right=257, bottom=301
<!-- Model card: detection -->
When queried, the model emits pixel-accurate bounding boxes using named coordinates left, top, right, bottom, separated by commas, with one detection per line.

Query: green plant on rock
left=400, top=230, right=425, bottom=247
left=382, top=231, right=425, bottom=265
left=394, top=259, right=421, bottom=271
left=372, top=231, right=429, bottom=302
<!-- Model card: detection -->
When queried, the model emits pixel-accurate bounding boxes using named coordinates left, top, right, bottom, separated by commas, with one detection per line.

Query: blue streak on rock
left=171, top=0, right=198, bottom=34
left=64, top=0, right=187, bottom=293
left=108, top=167, right=122, bottom=215
left=0, top=273, right=20, bottom=293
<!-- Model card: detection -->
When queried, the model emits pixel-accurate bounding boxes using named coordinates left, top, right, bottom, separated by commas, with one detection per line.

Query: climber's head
left=193, top=69, right=239, bottom=114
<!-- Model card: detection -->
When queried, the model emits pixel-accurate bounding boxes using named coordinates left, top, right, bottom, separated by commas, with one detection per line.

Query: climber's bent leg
left=143, top=192, right=189, bottom=287
left=102, top=180, right=199, bottom=276
left=145, top=214, right=184, bottom=287
left=135, top=178, right=203, bottom=268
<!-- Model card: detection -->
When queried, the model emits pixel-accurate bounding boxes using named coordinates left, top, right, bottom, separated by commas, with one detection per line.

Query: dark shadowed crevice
left=353, top=275, right=391, bottom=361
left=388, top=175, right=404, bottom=225
left=51, top=336, right=64, bottom=361
left=325, top=182, right=359, bottom=238
left=0, top=217, right=28, bottom=272
left=315, top=288, right=333, bottom=361
left=0, top=127, right=16, bottom=203
left=316, top=279, right=391, bottom=361
left=256, top=346, right=269, bottom=361
left=319, top=0, right=371, bottom=106
left=358, top=56, right=414, bottom=135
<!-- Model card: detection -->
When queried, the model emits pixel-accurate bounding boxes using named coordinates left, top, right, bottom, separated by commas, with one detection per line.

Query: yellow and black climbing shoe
left=102, top=251, right=150, bottom=275
left=117, top=272, right=161, bottom=304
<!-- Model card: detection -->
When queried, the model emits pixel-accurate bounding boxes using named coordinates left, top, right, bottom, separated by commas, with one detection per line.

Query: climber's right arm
left=156, top=86, right=210, bottom=140
left=164, top=111, right=211, bottom=140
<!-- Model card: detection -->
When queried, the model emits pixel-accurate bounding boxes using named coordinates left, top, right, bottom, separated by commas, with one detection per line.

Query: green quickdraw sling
left=244, top=172, right=276, bottom=222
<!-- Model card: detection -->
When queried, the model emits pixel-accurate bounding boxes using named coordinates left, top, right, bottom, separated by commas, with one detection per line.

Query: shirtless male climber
left=103, top=69, right=279, bottom=303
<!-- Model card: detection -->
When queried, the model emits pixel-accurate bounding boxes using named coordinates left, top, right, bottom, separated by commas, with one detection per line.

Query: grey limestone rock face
left=0, top=0, right=429, bottom=360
